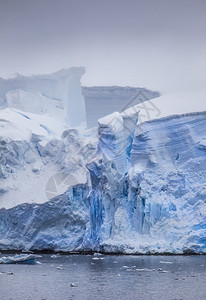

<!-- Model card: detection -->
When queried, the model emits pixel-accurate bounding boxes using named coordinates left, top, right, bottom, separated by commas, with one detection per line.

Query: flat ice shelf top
left=82, top=86, right=160, bottom=98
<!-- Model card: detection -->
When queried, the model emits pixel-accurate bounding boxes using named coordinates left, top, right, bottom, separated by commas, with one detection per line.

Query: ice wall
left=0, top=90, right=205, bottom=253
left=82, top=86, right=160, bottom=128
left=89, top=111, right=206, bottom=253
left=0, top=68, right=86, bottom=127
left=0, top=185, right=89, bottom=251
left=98, top=107, right=139, bottom=175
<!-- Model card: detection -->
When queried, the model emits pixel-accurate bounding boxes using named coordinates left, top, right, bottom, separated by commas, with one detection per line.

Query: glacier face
left=0, top=69, right=205, bottom=254
left=0, top=106, right=205, bottom=253
left=0, top=185, right=89, bottom=251
left=96, top=112, right=206, bottom=253
left=82, top=86, right=160, bottom=128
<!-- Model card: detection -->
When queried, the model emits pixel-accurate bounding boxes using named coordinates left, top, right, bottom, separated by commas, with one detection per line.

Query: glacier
left=82, top=86, right=160, bottom=128
left=0, top=68, right=86, bottom=128
left=0, top=69, right=206, bottom=254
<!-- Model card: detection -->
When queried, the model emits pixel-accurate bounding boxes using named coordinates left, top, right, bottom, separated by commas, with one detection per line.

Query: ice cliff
left=0, top=70, right=205, bottom=254
left=95, top=111, right=206, bottom=254
left=82, top=86, right=160, bottom=128
left=0, top=68, right=86, bottom=127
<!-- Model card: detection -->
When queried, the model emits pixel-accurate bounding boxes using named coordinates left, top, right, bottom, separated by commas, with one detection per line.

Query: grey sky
left=1, top=0, right=206, bottom=92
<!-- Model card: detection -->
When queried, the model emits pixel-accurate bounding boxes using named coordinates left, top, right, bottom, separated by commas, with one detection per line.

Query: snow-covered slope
left=135, top=88, right=206, bottom=123
left=0, top=107, right=98, bottom=210
left=0, top=108, right=67, bottom=141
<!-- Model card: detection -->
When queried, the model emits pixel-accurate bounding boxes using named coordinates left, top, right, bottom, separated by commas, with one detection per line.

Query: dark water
left=0, top=254, right=206, bottom=300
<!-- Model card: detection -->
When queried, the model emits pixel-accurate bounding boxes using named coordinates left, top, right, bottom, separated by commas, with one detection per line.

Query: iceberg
left=0, top=69, right=205, bottom=254
left=0, top=68, right=86, bottom=128
left=96, top=111, right=206, bottom=254
left=82, top=86, right=160, bottom=128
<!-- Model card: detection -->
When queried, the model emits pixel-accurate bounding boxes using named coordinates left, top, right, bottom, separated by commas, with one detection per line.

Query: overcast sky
left=1, top=0, right=206, bottom=92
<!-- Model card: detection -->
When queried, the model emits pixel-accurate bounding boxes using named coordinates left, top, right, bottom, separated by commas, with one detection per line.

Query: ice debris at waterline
left=0, top=69, right=205, bottom=254
left=0, top=254, right=41, bottom=264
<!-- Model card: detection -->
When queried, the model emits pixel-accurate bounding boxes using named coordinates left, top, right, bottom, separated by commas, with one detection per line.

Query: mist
left=1, top=0, right=206, bottom=93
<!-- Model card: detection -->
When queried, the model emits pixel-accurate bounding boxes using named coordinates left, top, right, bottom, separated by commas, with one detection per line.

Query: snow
left=0, top=69, right=205, bottom=254
left=0, top=108, right=67, bottom=141
left=135, top=88, right=206, bottom=124
left=0, top=121, right=98, bottom=209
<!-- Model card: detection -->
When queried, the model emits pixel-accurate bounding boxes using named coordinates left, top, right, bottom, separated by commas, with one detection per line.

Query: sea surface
left=0, top=254, right=205, bottom=300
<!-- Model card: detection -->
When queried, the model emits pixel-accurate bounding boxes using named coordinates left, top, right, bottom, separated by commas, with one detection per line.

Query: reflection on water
left=0, top=254, right=205, bottom=300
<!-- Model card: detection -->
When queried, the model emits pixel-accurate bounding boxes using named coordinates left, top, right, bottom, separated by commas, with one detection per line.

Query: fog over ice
left=0, top=0, right=206, bottom=97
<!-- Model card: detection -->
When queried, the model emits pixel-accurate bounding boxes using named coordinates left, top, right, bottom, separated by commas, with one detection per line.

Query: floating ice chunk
left=159, top=270, right=168, bottom=273
left=135, top=268, right=153, bottom=272
left=7, top=272, right=13, bottom=275
left=92, top=257, right=104, bottom=260
left=93, top=252, right=103, bottom=256
left=70, top=283, right=78, bottom=287
left=57, top=266, right=66, bottom=270
left=50, top=254, right=61, bottom=258
left=0, top=254, right=41, bottom=264
left=198, top=138, right=206, bottom=150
